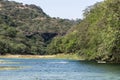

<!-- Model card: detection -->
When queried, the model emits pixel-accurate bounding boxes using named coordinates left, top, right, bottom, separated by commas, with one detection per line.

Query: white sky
left=9, top=0, right=104, bottom=19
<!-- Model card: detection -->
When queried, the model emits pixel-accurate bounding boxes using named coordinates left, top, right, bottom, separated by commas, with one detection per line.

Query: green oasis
left=0, top=0, right=120, bottom=63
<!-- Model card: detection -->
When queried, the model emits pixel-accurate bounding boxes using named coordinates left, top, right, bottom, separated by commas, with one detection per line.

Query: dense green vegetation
left=0, top=0, right=78, bottom=55
left=48, top=0, right=120, bottom=62
left=0, top=0, right=120, bottom=63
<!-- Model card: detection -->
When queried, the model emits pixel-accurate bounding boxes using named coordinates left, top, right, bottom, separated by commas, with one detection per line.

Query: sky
left=9, top=0, right=104, bottom=19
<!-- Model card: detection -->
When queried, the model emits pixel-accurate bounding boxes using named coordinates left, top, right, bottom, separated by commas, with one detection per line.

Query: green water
left=0, top=58, right=120, bottom=80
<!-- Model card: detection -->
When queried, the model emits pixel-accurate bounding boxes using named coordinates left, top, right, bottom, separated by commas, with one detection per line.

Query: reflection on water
left=0, top=58, right=120, bottom=80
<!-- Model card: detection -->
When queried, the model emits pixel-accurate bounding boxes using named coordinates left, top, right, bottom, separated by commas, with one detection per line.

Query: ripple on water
left=49, top=61, right=69, bottom=64
left=0, top=59, right=120, bottom=80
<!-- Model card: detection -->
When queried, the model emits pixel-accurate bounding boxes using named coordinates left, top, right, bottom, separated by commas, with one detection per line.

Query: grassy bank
left=0, top=54, right=84, bottom=60
left=55, top=54, right=85, bottom=60
left=0, top=54, right=55, bottom=59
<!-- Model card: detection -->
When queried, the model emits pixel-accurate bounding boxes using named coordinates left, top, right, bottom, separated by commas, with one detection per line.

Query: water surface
left=0, top=58, right=120, bottom=80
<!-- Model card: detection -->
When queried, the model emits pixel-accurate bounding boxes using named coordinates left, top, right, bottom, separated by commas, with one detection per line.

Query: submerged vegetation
left=0, top=66, right=22, bottom=70
left=0, top=60, right=22, bottom=70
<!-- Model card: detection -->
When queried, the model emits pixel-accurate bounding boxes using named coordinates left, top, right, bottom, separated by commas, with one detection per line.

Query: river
left=0, top=58, right=120, bottom=80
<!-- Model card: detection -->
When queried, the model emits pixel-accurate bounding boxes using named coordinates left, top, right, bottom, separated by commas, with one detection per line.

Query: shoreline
left=0, top=54, right=85, bottom=60
left=0, top=54, right=119, bottom=63
left=0, top=54, right=56, bottom=59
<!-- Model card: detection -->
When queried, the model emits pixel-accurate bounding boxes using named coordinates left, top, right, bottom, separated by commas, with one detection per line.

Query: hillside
left=48, top=0, right=120, bottom=62
left=0, top=0, right=78, bottom=55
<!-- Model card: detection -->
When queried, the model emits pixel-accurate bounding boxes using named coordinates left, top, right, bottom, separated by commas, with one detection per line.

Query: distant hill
left=48, top=0, right=120, bottom=62
left=0, top=0, right=79, bottom=55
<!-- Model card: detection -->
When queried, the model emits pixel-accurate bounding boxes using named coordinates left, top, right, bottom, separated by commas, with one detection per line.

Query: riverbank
left=0, top=54, right=85, bottom=60
left=0, top=54, right=55, bottom=59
